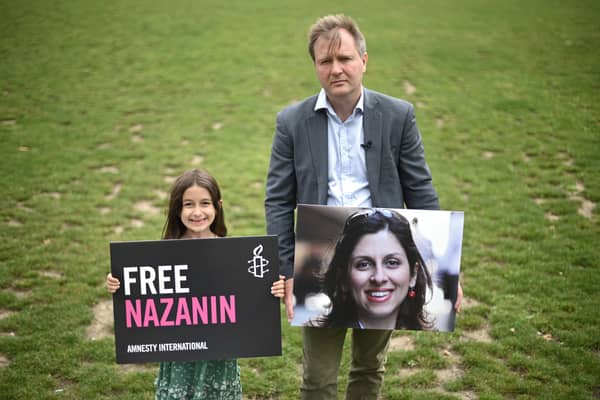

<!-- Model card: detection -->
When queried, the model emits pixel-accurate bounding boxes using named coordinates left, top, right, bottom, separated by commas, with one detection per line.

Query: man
left=265, top=14, right=462, bottom=399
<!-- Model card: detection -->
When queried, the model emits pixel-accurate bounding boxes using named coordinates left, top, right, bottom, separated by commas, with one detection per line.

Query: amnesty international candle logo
left=248, top=244, right=269, bottom=278
left=110, top=236, right=281, bottom=363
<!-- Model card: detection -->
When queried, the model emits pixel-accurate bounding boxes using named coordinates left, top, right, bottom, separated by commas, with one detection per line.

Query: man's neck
left=328, top=91, right=361, bottom=122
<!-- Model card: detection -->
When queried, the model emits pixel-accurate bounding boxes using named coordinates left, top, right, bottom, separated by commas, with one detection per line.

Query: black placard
left=110, top=236, right=281, bottom=363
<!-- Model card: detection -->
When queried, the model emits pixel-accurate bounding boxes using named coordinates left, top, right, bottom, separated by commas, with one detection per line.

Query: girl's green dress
left=155, top=360, right=242, bottom=400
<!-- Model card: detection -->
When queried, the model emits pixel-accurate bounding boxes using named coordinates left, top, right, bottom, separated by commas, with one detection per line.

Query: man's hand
left=284, top=278, right=295, bottom=322
left=454, top=282, right=463, bottom=313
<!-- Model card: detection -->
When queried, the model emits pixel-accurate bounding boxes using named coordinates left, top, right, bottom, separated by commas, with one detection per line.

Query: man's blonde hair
left=308, top=14, right=367, bottom=62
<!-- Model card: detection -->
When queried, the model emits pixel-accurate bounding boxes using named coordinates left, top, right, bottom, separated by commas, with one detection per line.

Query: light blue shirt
left=315, top=88, right=372, bottom=207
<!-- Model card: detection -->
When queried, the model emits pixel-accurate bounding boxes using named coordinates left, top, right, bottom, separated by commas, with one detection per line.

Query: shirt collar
left=314, top=87, right=365, bottom=116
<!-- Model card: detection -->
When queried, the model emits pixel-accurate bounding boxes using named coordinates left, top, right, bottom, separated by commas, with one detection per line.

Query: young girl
left=106, top=168, right=285, bottom=400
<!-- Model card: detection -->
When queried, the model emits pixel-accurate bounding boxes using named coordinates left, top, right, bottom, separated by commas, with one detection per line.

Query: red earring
left=408, top=286, right=416, bottom=298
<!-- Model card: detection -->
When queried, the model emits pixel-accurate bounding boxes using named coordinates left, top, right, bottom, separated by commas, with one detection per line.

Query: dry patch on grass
left=53, top=377, right=74, bottom=395
left=129, top=124, right=143, bottom=132
left=39, top=270, right=63, bottom=279
left=62, top=222, right=82, bottom=230
left=434, top=347, right=475, bottom=399
left=4, top=288, right=31, bottom=299
left=460, top=299, right=491, bottom=346
left=87, top=301, right=156, bottom=373
left=106, top=184, right=122, bottom=201
left=212, top=122, right=224, bottom=130
left=0, top=354, right=9, bottom=368
left=577, top=199, right=596, bottom=219
left=456, top=180, right=472, bottom=201
left=114, top=226, right=124, bottom=234
left=435, top=364, right=463, bottom=385
left=460, top=297, right=482, bottom=310
left=453, top=391, right=478, bottom=400
left=7, top=219, right=22, bottom=227
left=556, top=152, right=574, bottom=168
left=98, top=166, right=119, bottom=174
left=403, top=81, right=416, bottom=95
left=164, top=176, right=177, bottom=184
left=0, top=310, right=14, bottom=320
left=398, top=345, right=473, bottom=399
left=482, top=151, right=495, bottom=159
left=154, top=189, right=168, bottom=201
left=191, top=155, right=204, bottom=165
left=568, top=181, right=596, bottom=220
left=544, top=212, right=560, bottom=222
left=388, top=334, right=414, bottom=351
left=131, top=134, right=143, bottom=143
left=86, top=299, right=113, bottom=341
left=16, top=201, right=33, bottom=212
left=118, top=363, right=156, bottom=374
left=462, top=323, right=493, bottom=343
left=98, top=206, right=111, bottom=215
left=134, top=200, right=160, bottom=215
left=398, top=367, right=421, bottom=378
left=130, top=219, right=144, bottom=228
left=39, top=191, right=62, bottom=199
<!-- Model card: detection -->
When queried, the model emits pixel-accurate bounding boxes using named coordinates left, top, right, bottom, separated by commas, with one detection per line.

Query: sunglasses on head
left=345, top=208, right=395, bottom=228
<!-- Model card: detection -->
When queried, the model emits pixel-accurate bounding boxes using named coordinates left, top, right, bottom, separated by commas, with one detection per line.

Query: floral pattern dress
left=155, top=360, right=242, bottom=400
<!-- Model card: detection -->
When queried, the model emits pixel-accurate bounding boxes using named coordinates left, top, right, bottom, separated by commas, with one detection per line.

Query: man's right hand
left=284, top=278, right=295, bottom=322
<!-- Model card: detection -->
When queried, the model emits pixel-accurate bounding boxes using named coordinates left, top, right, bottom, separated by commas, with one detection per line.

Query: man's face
left=313, top=28, right=367, bottom=105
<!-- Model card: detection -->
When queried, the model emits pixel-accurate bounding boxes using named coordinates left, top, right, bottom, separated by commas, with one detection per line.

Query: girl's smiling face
left=347, top=228, right=415, bottom=328
left=180, top=185, right=217, bottom=238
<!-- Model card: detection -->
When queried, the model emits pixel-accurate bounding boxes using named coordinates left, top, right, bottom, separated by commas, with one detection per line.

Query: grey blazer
left=265, top=88, right=439, bottom=277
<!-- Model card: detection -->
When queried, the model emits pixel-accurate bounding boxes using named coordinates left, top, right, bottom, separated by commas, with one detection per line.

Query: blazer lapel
left=363, top=90, right=383, bottom=205
left=305, top=111, right=329, bottom=204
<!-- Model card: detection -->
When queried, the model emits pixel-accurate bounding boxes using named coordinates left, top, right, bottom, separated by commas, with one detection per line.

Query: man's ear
left=362, top=52, right=368, bottom=73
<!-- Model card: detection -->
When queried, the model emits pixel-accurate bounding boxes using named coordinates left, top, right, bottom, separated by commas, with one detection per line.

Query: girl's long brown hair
left=162, top=169, right=227, bottom=239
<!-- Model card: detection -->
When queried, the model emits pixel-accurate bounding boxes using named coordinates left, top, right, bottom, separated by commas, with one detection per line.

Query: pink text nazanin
left=121, top=265, right=236, bottom=328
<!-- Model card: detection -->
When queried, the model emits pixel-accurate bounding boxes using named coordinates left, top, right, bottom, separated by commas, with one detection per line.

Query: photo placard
left=292, top=205, right=463, bottom=332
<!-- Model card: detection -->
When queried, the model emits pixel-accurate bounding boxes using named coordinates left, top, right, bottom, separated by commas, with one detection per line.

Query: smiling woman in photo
left=311, top=209, right=433, bottom=330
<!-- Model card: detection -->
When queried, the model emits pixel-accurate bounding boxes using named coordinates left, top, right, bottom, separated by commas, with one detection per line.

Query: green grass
left=1, top=0, right=599, bottom=399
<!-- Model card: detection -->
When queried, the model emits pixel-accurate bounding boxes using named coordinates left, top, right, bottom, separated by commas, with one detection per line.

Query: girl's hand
left=106, top=273, right=120, bottom=293
left=270, top=275, right=285, bottom=298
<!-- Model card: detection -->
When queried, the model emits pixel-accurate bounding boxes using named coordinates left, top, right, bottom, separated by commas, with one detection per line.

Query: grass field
left=1, top=0, right=599, bottom=399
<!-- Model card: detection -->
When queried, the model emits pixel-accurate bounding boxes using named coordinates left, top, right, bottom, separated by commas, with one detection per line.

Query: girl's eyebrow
left=182, top=198, right=212, bottom=203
